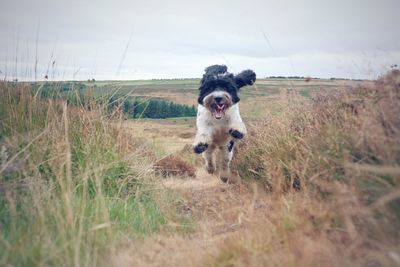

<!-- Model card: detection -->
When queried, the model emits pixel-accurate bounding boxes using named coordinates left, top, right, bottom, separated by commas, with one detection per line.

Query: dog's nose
left=214, top=96, right=223, bottom=103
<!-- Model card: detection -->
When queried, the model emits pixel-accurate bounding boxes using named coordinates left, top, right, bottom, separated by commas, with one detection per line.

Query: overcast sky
left=0, top=0, right=399, bottom=80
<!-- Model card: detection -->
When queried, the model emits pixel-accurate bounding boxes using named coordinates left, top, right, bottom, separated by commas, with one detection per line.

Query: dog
left=193, top=65, right=256, bottom=183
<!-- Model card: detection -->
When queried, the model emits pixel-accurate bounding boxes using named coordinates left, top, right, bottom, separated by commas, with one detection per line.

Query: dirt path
left=112, top=164, right=270, bottom=267
left=160, top=167, right=219, bottom=190
left=114, top=121, right=270, bottom=266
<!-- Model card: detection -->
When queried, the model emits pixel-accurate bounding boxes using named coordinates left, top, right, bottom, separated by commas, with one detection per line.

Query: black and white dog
left=193, top=65, right=256, bottom=183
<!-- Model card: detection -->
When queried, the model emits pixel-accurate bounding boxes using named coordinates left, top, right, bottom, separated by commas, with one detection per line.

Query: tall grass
left=0, top=81, right=179, bottom=266
left=212, top=70, right=400, bottom=266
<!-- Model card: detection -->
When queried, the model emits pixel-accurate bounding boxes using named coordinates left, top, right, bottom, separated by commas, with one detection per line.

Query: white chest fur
left=195, top=104, right=245, bottom=147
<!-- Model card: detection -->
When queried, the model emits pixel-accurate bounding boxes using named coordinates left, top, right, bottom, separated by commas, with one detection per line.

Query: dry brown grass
left=154, top=154, right=197, bottom=178
left=2, top=72, right=399, bottom=267
left=111, top=71, right=400, bottom=267
left=213, top=70, right=400, bottom=266
left=121, top=119, right=196, bottom=156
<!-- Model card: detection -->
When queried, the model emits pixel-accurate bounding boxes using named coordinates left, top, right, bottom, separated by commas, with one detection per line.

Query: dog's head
left=198, top=65, right=256, bottom=120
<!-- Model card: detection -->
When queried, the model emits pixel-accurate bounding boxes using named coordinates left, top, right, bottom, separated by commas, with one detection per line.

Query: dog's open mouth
left=214, top=104, right=226, bottom=119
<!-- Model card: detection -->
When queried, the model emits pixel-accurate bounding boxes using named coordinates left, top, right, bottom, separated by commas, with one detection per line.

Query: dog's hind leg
left=218, top=143, right=234, bottom=183
left=203, top=145, right=216, bottom=174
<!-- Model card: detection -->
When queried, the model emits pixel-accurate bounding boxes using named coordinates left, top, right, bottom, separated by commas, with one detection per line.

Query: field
left=88, top=78, right=362, bottom=118
left=1, top=73, right=399, bottom=267
left=102, top=77, right=365, bottom=158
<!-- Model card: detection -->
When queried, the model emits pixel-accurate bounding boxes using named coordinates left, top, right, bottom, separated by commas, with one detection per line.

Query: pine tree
left=119, top=97, right=197, bottom=119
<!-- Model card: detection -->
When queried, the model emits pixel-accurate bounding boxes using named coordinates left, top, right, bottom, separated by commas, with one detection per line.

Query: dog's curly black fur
left=197, top=64, right=256, bottom=105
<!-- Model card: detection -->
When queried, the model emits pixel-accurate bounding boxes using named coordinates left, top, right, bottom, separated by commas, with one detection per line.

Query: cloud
left=0, top=0, right=399, bottom=80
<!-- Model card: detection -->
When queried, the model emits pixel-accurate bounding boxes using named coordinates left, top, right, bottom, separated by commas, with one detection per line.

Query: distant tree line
left=267, top=76, right=320, bottom=79
left=109, top=97, right=197, bottom=119
left=267, top=76, right=364, bottom=81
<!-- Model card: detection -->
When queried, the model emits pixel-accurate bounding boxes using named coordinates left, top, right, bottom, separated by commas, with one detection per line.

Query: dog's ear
left=234, top=70, right=256, bottom=89
left=197, top=90, right=206, bottom=105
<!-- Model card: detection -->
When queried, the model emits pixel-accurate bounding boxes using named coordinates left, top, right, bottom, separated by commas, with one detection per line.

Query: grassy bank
left=212, top=70, right=400, bottom=266
left=0, top=82, right=183, bottom=266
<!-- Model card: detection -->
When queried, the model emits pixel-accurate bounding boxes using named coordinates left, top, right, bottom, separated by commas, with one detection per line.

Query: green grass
left=299, top=90, right=311, bottom=98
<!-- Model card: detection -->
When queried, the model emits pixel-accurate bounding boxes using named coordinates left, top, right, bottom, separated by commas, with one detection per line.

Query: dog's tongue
left=215, top=104, right=225, bottom=119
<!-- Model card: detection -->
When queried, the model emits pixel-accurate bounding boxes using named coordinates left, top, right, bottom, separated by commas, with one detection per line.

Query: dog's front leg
left=193, top=109, right=213, bottom=154
left=193, top=131, right=212, bottom=154
left=228, top=105, right=247, bottom=140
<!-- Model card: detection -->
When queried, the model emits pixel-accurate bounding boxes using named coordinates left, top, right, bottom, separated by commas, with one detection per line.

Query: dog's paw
left=220, top=175, right=236, bottom=184
left=220, top=176, right=229, bottom=183
left=193, top=143, right=208, bottom=154
left=220, top=175, right=237, bottom=184
left=206, top=165, right=215, bottom=174
left=229, top=129, right=244, bottom=139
